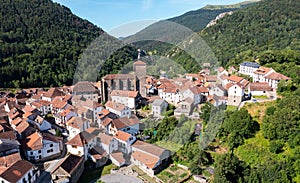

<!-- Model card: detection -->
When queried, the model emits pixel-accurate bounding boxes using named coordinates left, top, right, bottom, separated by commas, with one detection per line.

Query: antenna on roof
left=137, top=49, right=141, bottom=60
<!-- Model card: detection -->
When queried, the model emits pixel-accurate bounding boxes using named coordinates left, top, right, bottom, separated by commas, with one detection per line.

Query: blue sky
left=53, top=0, right=244, bottom=37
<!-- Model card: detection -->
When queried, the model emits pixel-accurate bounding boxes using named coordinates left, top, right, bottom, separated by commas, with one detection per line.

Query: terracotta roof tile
left=72, top=81, right=98, bottom=93
left=132, top=150, right=159, bottom=169
left=66, top=131, right=95, bottom=147
left=114, top=130, right=131, bottom=142
left=0, top=152, right=22, bottom=167
left=133, top=60, right=146, bottom=65
left=110, top=152, right=125, bottom=165
left=22, top=105, right=35, bottom=113
left=0, top=160, right=35, bottom=183
left=249, top=82, right=273, bottom=91
left=228, top=75, right=244, bottom=83
left=89, top=145, right=107, bottom=160
left=23, top=132, right=43, bottom=150
left=98, top=133, right=113, bottom=145
left=102, top=74, right=135, bottom=80
left=105, top=101, right=128, bottom=112
left=254, top=66, right=273, bottom=75
left=264, top=72, right=291, bottom=80
left=132, top=140, right=166, bottom=157
left=0, top=131, right=17, bottom=140
left=111, top=90, right=139, bottom=98
left=54, top=154, right=84, bottom=175
left=43, top=88, right=64, bottom=98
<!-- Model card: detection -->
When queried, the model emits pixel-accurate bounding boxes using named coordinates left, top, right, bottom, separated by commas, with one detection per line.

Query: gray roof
left=73, top=81, right=97, bottom=93
left=152, top=99, right=167, bottom=106
left=240, top=62, right=260, bottom=68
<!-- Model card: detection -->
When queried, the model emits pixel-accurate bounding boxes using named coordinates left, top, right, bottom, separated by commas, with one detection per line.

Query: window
left=234, top=100, right=236, bottom=103
left=38, top=150, right=41, bottom=154
left=50, top=144, right=53, bottom=147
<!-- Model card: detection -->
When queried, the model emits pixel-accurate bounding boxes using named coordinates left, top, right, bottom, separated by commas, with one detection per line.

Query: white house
left=252, top=66, right=291, bottom=88
left=248, top=82, right=274, bottom=96
left=0, top=160, right=40, bottom=183
left=66, top=116, right=90, bottom=139
left=31, top=100, right=51, bottom=115
left=210, top=84, right=227, bottom=97
left=157, top=79, right=181, bottom=106
left=23, top=132, right=63, bottom=162
left=66, top=131, right=96, bottom=160
left=72, top=98, right=103, bottom=124
left=182, top=86, right=202, bottom=105
left=110, top=90, right=139, bottom=109
left=113, top=130, right=136, bottom=154
left=26, top=114, right=51, bottom=131
left=239, top=62, right=260, bottom=76
left=105, top=101, right=131, bottom=118
left=98, top=133, right=118, bottom=154
left=252, top=66, right=274, bottom=83
left=227, top=83, right=245, bottom=106
left=131, top=140, right=171, bottom=177
left=151, top=99, right=168, bottom=117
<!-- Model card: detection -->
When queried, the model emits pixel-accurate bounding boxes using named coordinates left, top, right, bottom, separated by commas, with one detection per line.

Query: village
left=0, top=57, right=291, bottom=183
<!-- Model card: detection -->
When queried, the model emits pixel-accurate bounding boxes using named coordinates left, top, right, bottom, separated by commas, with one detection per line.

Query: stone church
left=100, top=59, right=147, bottom=102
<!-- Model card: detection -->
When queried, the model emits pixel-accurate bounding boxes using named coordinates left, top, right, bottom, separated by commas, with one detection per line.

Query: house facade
left=227, top=83, right=245, bottom=106
left=110, top=90, right=140, bottom=109
left=239, top=62, right=260, bottom=76
left=23, top=132, right=63, bottom=162
left=131, top=140, right=171, bottom=177
left=105, top=101, right=131, bottom=118
left=0, top=160, right=40, bottom=183
left=151, top=99, right=168, bottom=117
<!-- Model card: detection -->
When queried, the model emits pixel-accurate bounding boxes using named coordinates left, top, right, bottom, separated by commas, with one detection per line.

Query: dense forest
left=0, top=0, right=137, bottom=88
left=200, top=0, right=300, bottom=66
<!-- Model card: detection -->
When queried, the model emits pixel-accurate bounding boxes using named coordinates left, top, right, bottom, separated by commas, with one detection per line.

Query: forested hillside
left=0, top=0, right=137, bottom=88
left=201, top=0, right=300, bottom=66
left=124, top=7, right=241, bottom=56
left=163, top=0, right=299, bottom=83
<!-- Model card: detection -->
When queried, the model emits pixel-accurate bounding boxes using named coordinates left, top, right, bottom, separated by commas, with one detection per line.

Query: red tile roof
left=0, top=152, right=22, bottom=168
left=72, top=81, right=98, bottom=93
left=254, top=66, right=273, bottom=75
left=264, top=72, right=291, bottom=81
left=132, top=140, right=166, bottom=157
left=52, top=97, right=68, bottom=109
left=228, top=75, right=244, bottom=83
left=23, top=132, right=43, bottom=150
left=110, top=90, right=139, bottom=98
left=110, top=152, right=125, bottom=165
left=105, top=101, right=128, bottom=112
left=11, top=117, right=22, bottom=126
left=0, top=160, right=35, bottom=183
left=103, top=74, right=135, bottom=80
left=0, top=131, right=17, bottom=140
left=43, top=88, right=64, bottom=98
left=249, top=82, right=273, bottom=91
left=89, top=145, right=107, bottom=160
left=114, top=130, right=131, bottom=142
left=98, top=133, right=113, bottom=145
left=53, top=154, right=84, bottom=175
left=133, top=60, right=146, bottom=65
left=66, top=131, right=95, bottom=147
left=132, top=150, right=159, bottom=169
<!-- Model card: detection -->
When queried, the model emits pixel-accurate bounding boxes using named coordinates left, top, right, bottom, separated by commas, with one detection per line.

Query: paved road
left=100, top=173, right=143, bottom=183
